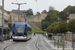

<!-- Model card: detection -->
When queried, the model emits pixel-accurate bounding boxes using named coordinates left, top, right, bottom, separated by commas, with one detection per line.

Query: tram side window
left=24, top=25, right=27, bottom=36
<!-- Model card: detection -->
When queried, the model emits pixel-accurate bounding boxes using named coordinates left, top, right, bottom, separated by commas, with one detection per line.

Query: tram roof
left=11, top=23, right=31, bottom=30
left=14, top=23, right=27, bottom=26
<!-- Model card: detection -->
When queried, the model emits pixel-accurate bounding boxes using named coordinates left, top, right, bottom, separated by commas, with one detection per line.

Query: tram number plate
left=17, top=36, right=20, bottom=38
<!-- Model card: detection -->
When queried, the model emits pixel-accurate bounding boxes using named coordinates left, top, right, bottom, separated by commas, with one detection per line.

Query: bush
left=68, top=19, right=75, bottom=32
left=8, top=23, right=12, bottom=28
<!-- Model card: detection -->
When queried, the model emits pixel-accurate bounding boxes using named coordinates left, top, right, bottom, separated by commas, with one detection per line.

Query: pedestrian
left=46, top=33, right=48, bottom=38
left=34, top=33, right=36, bottom=36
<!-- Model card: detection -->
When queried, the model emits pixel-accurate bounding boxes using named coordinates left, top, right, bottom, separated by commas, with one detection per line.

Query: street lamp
left=12, top=2, right=27, bottom=22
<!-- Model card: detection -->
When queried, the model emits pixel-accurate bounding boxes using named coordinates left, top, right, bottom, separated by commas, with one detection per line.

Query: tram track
left=35, top=37, right=40, bottom=50
left=3, top=42, right=17, bottom=50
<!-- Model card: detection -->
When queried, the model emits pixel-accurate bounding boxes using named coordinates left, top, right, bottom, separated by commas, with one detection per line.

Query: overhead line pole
left=1, top=0, right=4, bottom=43
left=12, top=3, right=27, bottom=22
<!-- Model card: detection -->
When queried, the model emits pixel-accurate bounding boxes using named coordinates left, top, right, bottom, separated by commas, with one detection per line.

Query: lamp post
left=12, top=3, right=27, bottom=22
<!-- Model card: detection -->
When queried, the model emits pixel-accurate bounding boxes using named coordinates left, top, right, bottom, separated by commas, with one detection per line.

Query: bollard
left=54, top=39, right=55, bottom=47
left=73, top=40, right=74, bottom=50
left=57, top=40, right=59, bottom=48
left=63, top=34, right=64, bottom=50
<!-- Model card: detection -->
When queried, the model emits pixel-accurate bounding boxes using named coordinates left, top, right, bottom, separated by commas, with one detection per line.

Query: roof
left=11, top=23, right=31, bottom=30
left=14, top=23, right=27, bottom=26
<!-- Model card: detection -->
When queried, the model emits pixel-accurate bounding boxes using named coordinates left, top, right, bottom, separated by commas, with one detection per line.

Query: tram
left=11, top=23, right=32, bottom=41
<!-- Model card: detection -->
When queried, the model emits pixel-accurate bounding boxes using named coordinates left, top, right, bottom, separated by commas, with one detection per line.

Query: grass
left=32, top=30, right=44, bottom=34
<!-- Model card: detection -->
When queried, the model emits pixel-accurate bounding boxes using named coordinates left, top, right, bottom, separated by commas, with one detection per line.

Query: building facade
left=0, top=6, right=10, bottom=27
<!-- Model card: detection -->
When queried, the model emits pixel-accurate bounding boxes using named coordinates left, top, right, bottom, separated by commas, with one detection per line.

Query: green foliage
left=26, top=8, right=33, bottom=16
left=8, top=23, right=12, bottom=28
left=68, top=19, right=75, bottom=32
left=41, top=21, right=50, bottom=30
left=41, top=5, right=75, bottom=32
left=45, top=10, right=59, bottom=23
left=46, top=21, right=67, bottom=33
left=10, top=15, right=12, bottom=23
left=53, top=25, right=59, bottom=33
left=46, top=21, right=62, bottom=33
left=64, top=5, right=75, bottom=13
left=58, top=22, right=67, bottom=33
left=59, top=11, right=69, bottom=21
left=49, top=6, right=55, bottom=10
left=36, top=12, right=41, bottom=16
left=41, top=10, right=59, bottom=30
left=32, top=30, right=44, bottom=34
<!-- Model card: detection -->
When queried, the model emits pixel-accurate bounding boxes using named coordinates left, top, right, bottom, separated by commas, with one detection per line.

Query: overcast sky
left=0, top=0, right=75, bottom=14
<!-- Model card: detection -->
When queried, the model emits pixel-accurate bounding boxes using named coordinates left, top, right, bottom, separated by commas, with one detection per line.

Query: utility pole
left=24, top=11, right=26, bottom=23
left=1, top=0, right=4, bottom=43
left=23, top=10, right=26, bottom=23
left=12, top=3, right=27, bottom=22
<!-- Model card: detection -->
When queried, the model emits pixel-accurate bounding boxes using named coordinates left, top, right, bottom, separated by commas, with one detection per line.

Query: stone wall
left=69, top=14, right=75, bottom=20
left=10, top=12, right=47, bottom=30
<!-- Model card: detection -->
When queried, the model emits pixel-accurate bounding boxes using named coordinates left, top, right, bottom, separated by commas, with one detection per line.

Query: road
left=0, top=34, right=56, bottom=50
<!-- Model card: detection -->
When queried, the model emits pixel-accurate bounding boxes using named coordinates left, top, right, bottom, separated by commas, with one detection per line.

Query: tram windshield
left=15, top=26, right=24, bottom=33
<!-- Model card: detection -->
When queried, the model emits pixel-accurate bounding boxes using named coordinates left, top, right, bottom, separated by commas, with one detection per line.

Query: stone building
left=67, top=13, right=75, bottom=23
left=0, top=6, right=10, bottom=26
left=66, top=13, right=75, bottom=41
left=41, top=10, right=48, bottom=20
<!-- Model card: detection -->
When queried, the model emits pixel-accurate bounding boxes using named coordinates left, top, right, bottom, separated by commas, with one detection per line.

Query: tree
left=41, top=9, right=59, bottom=30
left=53, top=25, right=59, bottom=33
left=45, top=10, right=59, bottom=24
left=41, top=21, right=50, bottom=30
left=41, top=10, right=47, bottom=14
left=58, top=22, right=67, bottom=33
left=8, top=15, right=12, bottom=28
left=10, top=15, right=12, bottom=23
left=46, top=21, right=62, bottom=33
left=26, top=8, right=33, bottom=16
left=68, top=19, right=75, bottom=47
left=36, top=12, right=41, bottom=16
left=68, top=19, right=75, bottom=32
left=59, top=11, right=69, bottom=21
left=64, top=5, right=75, bottom=13
left=49, top=6, right=55, bottom=10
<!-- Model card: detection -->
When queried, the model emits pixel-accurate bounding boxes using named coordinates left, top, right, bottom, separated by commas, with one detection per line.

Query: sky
left=0, top=0, right=75, bottom=14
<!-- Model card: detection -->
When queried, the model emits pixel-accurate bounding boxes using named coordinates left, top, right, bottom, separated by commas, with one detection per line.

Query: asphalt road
left=0, top=34, right=56, bottom=50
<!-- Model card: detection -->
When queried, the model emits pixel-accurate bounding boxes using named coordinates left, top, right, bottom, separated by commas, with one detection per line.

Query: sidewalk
left=43, top=36, right=75, bottom=50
